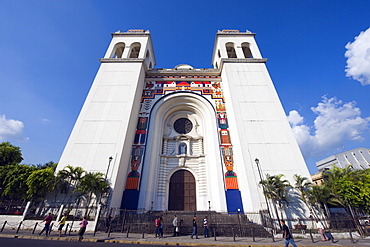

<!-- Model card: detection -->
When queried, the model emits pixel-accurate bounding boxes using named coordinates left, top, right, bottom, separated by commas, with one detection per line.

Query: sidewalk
left=1, top=229, right=370, bottom=246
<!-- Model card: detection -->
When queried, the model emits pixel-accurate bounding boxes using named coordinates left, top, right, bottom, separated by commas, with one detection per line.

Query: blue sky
left=0, top=0, right=369, bottom=174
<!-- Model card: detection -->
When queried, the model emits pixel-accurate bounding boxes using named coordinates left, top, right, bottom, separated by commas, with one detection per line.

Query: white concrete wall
left=215, top=32, right=311, bottom=217
left=57, top=32, right=153, bottom=209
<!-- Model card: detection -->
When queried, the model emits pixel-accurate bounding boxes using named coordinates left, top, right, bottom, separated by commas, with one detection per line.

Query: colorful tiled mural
left=121, top=76, right=244, bottom=212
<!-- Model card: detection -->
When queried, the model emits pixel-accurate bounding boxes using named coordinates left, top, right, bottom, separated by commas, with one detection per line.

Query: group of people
left=38, top=212, right=88, bottom=241
left=190, top=216, right=209, bottom=239
left=155, top=215, right=209, bottom=239
left=37, top=212, right=330, bottom=245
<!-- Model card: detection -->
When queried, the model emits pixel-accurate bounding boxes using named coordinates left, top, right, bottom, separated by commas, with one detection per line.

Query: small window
left=129, top=42, right=141, bottom=58
left=241, top=42, right=252, bottom=58
left=226, top=42, right=237, bottom=58
left=178, top=143, right=187, bottom=155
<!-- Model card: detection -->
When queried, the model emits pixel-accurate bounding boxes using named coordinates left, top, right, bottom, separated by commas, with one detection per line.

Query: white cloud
left=288, top=96, right=370, bottom=159
left=345, top=27, right=370, bottom=85
left=0, top=114, right=28, bottom=142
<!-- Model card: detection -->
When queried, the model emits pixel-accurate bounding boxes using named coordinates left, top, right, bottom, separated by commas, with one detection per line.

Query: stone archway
left=168, top=170, right=196, bottom=211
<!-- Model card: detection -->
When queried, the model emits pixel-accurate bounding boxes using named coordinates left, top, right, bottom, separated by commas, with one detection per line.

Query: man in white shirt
left=172, top=215, right=179, bottom=236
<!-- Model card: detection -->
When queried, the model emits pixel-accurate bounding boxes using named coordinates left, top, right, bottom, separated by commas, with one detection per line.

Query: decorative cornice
left=99, top=58, right=145, bottom=63
left=221, top=58, right=267, bottom=63
left=147, top=68, right=220, bottom=77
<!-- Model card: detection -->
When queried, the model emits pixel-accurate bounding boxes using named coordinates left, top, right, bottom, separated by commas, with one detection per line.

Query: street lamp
left=95, top=156, right=113, bottom=236
left=255, top=158, right=273, bottom=228
left=105, top=156, right=113, bottom=180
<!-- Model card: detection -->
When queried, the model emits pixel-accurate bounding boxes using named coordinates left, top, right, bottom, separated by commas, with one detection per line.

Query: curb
left=1, top=233, right=368, bottom=247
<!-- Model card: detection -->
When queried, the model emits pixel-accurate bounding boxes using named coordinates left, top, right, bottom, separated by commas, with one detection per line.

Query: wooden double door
left=168, top=170, right=196, bottom=211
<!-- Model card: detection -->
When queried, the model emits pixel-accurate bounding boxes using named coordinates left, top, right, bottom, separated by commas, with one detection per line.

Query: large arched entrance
left=168, top=170, right=196, bottom=211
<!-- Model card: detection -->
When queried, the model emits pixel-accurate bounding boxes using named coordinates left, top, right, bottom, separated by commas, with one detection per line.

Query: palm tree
left=259, top=174, right=292, bottom=229
left=57, top=165, right=85, bottom=204
left=293, top=174, right=314, bottom=216
left=293, top=174, right=312, bottom=202
left=74, top=172, right=110, bottom=217
left=308, top=184, right=332, bottom=218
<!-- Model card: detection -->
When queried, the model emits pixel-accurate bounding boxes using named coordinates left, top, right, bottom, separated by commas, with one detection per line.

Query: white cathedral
left=56, top=29, right=311, bottom=216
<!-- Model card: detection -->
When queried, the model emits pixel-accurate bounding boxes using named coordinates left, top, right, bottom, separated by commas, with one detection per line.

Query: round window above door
left=173, top=118, right=193, bottom=134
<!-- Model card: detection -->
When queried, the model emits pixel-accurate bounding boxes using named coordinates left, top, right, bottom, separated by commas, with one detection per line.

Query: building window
left=241, top=42, right=252, bottom=58
left=174, top=118, right=193, bottom=134
left=129, top=42, right=141, bottom=58
left=226, top=42, right=237, bottom=58
left=111, top=42, right=125, bottom=58
left=178, top=142, right=187, bottom=155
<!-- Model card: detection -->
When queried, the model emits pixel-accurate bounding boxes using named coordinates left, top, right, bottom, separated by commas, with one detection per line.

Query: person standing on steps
left=281, top=220, right=297, bottom=247
left=39, top=213, right=53, bottom=236
left=191, top=216, right=199, bottom=239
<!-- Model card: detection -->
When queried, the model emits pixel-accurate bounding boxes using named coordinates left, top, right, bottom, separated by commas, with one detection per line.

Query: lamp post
left=104, top=156, right=113, bottom=208
left=94, top=156, right=113, bottom=236
left=255, top=158, right=273, bottom=228
left=105, top=156, right=113, bottom=180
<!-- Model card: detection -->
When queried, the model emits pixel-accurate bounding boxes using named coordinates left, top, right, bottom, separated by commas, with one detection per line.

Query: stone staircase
left=107, top=211, right=271, bottom=237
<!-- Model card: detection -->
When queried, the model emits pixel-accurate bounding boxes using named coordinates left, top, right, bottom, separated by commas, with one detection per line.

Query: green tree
left=26, top=167, right=55, bottom=202
left=321, top=166, right=370, bottom=236
left=323, top=166, right=370, bottom=210
left=36, top=161, right=57, bottom=171
left=259, top=174, right=292, bottom=229
left=0, top=142, right=23, bottom=166
left=1, top=164, right=36, bottom=200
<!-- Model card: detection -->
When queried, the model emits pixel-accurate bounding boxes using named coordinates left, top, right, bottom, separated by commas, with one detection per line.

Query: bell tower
left=212, top=30, right=310, bottom=213
left=57, top=30, right=155, bottom=208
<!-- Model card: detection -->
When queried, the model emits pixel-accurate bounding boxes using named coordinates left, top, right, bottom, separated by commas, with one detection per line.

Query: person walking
left=57, top=213, right=67, bottom=237
left=155, top=217, right=161, bottom=238
left=39, top=213, right=53, bottom=236
left=105, top=214, right=113, bottom=233
left=191, top=216, right=199, bottom=239
left=203, top=216, right=209, bottom=238
left=78, top=217, right=88, bottom=241
left=172, top=215, right=179, bottom=236
left=158, top=217, right=164, bottom=238
left=281, top=220, right=297, bottom=247
left=315, top=220, right=329, bottom=241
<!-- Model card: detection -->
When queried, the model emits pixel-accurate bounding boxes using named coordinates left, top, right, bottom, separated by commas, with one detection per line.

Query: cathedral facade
left=57, top=30, right=311, bottom=216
